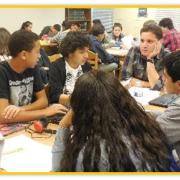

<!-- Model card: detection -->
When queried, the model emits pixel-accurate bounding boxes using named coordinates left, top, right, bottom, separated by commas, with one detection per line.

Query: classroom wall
left=113, top=8, right=157, bottom=38
left=0, top=8, right=65, bottom=34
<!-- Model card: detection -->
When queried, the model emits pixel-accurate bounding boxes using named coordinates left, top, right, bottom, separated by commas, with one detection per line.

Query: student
left=49, top=31, right=92, bottom=106
left=156, top=51, right=180, bottom=162
left=0, top=28, right=11, bottom=62
left=89, top=24, right=119, bottom=72
left=39, top=24, right=61, bottom=38
left=52, top=70, right=177, bottom=172
left=143, top=19, right=157, bottom=27
left=50, top=22, right=80, bottom=44
left=111, top=23, right=125, bottom=47
left=159, top=18, right=180, bottom=52
left=0, top=30, right=68, bottom=123
left=122, top=24, right=169, bottom=90
left=20, top=21, right=33, bottom=32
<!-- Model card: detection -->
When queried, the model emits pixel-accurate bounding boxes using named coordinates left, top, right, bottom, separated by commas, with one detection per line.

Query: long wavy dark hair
left=60, top=70, right=170, bottom=172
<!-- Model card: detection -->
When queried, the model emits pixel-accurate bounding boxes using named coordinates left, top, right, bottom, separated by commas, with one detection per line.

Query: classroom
left=0, top=7, right=180, bottom=172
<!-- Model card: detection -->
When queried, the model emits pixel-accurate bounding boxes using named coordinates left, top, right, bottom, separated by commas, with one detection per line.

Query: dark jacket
left=89, top=35, right=118, bottom=64
left=49, top=58, right=92, bottom=103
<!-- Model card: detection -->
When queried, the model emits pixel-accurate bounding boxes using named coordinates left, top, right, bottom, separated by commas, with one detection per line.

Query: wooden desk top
left=5, top=123, right=58, bottom=146
left=40, top=40, right=58, bottom=48
left=106, top=47, right=128, bottom=57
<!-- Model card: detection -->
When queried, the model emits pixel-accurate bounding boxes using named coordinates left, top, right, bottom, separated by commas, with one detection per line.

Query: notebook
left=148, top=94, right=177, bottom=108
left=0, top=123, right=29, bottom=136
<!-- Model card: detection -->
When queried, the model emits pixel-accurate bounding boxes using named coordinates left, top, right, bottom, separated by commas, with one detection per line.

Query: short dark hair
left=91, top=24, right=105, bottom=36
left=53, top=24, right=61, bottom=32
left=143, top=20, right=157, bottom=27
left=159, top=18, right=174, bottom=30
left=113, top=23, right=122, bottom=30
left=8, top=30, right=39, bottom=57
left=140, top=24, right=162, bottom=40
left=93, top=19, right=102, bottom=25
left=20, top=21, right=32, bottom=30
left=62, top=20, right=71, bottom=30
left=163, top=51, right=180, bottom=82
left=59, top=31, right=90, bottom=58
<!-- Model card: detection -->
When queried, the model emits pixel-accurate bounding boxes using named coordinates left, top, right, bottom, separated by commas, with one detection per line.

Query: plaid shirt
left=162, top=29, right=180, bottom=52
left=122, top=46, right=170, bottom=89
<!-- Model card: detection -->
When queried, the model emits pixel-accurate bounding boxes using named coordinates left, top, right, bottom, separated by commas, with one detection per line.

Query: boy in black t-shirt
left=0, top=30, right=68, bottom=123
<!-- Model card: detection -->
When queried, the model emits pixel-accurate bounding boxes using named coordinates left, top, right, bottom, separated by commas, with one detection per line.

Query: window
left=92, top=8, right=113, bottom=33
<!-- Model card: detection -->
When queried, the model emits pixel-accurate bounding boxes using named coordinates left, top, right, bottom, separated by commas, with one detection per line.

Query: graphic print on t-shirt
left=63, top=67, right=83, bottom=95
left=9, top=77, right=34, bottom=106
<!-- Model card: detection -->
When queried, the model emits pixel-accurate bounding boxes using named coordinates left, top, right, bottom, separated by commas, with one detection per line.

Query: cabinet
left=65, top=8, right=91, bottom=32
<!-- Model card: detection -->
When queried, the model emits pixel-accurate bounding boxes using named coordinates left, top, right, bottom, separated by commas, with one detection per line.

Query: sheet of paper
left=129, top=87, right=160, bottom=106
left=1, top=134, right=52, bottom=172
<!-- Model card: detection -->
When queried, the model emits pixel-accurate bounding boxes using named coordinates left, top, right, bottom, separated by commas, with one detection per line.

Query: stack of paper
left=1, top=135, right=52, bottom=172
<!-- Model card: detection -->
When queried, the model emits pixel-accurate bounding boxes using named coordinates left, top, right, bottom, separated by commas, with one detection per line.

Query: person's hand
left=147, top=41, right=161, bottom=59
left=45, top=104, right=68, bottom=117
left=59, top=109, right=74, bottom=128
left=2, top=105, right=24, bottom=120
left=129, top=78, right=139, bottom=87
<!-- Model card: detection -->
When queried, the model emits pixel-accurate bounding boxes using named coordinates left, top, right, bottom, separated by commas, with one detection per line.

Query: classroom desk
left=39, top=40, right=58, bottom=48
left=5, top=123, right=58, bottom=146
left=106, top=47, right=128, bottom=62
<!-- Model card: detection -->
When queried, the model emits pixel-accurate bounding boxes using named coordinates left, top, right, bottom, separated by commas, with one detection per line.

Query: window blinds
left=92, top=8, right=113, bottom=32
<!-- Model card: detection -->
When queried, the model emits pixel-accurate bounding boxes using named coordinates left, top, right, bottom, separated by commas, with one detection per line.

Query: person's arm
left=122, top=47, right=135, bottom=80
left=146, top=61, right=160, bottom=88
left=52, top=110, right=73, bottom=171
left=129, top=78, right=150, bottom=88
left=59, top=94, right=70, bottom=106
left=156, top=105, right=180, bottom=145
left=146, top=42, right=161, bottom=88
left=0, top=98, right=68, bottom=123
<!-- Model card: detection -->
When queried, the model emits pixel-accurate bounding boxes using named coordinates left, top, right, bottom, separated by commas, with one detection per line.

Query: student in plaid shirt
left=122, top=24, right=170, bottom=90
left=159, top=18, right=180, bottom=52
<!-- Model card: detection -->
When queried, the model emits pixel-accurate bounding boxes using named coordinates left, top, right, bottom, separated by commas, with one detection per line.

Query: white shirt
left=63, top=61, right=83, bottom=95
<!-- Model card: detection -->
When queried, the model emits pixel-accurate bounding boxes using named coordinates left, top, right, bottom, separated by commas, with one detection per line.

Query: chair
left=48, top=53, right=62, bottom=63
left=87, top=50, right=99, bottom=70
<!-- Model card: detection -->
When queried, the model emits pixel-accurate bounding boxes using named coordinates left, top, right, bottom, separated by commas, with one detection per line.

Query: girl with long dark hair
left=52, top=70, right=177, bottom=172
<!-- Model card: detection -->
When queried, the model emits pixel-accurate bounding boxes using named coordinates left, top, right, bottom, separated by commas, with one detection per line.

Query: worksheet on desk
left=1, top=135, right=52, bottom=172
left=128, top=87, right=160, bottom=106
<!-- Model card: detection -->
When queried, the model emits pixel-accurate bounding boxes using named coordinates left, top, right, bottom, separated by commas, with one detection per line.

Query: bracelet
left=147, top=59, right=154, bottom=63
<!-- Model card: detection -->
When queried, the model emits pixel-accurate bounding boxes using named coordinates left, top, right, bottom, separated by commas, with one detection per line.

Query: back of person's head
left=53, top=24, right=61, bottom=32
left=143, top=19, right=157, bottom=27
left=140, top=24, right=163, bottom=40
left=93, top=19, right=102, bottom=25
left=0, top=27, right=11, bottom=55
left=59, top=31, right=90, bottom=58
left=91, top=24, right=105, bottom=36
left=112, top=23, right=122, bottom=30
left=8, top=30, right=39, bottom=58
left=60, top=70, right=170, bottom=172
left=62, top=20, right=71, bottom=30
left=20, top=21, right=32, bottom=31
left=159, top=18, right=174, bottom=30
left=163, top=51, right=180, bottom=82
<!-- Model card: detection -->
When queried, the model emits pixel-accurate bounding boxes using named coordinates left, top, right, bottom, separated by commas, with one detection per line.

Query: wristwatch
left=147, top=59, right=154, bottom=63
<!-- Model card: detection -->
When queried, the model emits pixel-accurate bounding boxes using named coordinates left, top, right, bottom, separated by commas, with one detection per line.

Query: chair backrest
left=48, top=53, right=62, bottom=63
left=87, top=50, right=99, bottom=70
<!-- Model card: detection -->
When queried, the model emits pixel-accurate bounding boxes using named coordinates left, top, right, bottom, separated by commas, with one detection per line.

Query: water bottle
left=134, top=80, right=143, bottom=97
